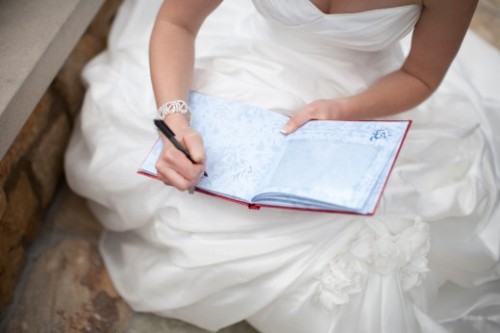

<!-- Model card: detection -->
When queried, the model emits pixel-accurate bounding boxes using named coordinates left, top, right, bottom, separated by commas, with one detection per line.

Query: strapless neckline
left=303, top=1, right=421, bottom=18
left=251, top=0, right=422, bottom=30
left=250, top=0, right=421, bottom=52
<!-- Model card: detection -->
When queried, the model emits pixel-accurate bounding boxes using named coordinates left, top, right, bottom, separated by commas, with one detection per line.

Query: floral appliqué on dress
left=316, top=218, right=430, bottom=310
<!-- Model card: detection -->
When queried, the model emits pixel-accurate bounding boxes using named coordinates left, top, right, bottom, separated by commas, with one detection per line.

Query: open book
left=139, top=92, right=411, bottom=215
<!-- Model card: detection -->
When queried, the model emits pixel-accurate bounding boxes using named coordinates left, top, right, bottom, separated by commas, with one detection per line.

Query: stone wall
left=0, top=0, right=123, bottom=313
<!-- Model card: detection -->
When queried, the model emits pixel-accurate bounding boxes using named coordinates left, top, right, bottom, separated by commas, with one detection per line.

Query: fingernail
left=280, top=126, right=289, bottom=134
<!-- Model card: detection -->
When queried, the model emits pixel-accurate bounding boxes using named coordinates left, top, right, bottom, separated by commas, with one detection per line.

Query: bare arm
left=282, top=0, right=478, bottom=133
left=150, top=0, right=222, bottom=130
left=150, top=0, right=221, bottom=190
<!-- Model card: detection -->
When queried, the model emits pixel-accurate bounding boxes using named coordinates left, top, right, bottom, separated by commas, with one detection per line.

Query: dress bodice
left=251, top=0, right=421, bottom=51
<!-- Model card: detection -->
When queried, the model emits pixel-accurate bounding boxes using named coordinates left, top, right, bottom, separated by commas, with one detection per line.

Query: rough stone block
left=0, top=245, right=25, bottom=311
left=0, top=187, right=6, bottom=220
left=55, top=0, right=124, bottom=121
left=45, top=187, right=102, bottom=242
left=0, top=172, right=38, bottom=250
left=30, top=112, right=71, bottom=208
left=55, top=33, right=101, bottom=120
left=0, top=91, right=54, bottom=185
left=5, top=240, right=133, bottom=333
left=0, top=172, right=38, bottom=310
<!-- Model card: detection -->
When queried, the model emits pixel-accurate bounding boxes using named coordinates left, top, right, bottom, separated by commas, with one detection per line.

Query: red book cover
left=138, top=92, right=411, bottom=215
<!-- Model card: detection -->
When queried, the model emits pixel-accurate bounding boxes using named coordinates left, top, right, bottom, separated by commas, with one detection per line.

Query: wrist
left=158, top=99, right=191, bottom=121
left=332, top=97, right=354, bottom=120
left=157, top=99, right=191, bottom=132
left=162, top=113, right=191, bottom=133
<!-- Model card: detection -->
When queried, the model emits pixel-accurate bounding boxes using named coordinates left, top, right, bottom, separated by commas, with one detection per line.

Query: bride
left=65, top=0, right=500, bottom=332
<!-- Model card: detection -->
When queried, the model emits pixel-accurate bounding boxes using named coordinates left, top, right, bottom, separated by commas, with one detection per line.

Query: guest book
left=139, top=92, right=411, bottom=215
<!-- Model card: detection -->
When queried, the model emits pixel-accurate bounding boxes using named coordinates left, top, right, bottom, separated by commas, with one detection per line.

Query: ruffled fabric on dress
left=65, top=0, right=500, bottom=332
left=316, top=218, right=430, bottom=310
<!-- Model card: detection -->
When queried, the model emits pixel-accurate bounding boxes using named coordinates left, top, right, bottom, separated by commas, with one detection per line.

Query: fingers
left=183, top=131, right=206, bottom=164
left=281, top=105, right=317, bottom=135
left=156, top=148, right=204, bottom=190
left=155, top=130, right=206, bottom=191
left=280, top=99, right=346, bottom=135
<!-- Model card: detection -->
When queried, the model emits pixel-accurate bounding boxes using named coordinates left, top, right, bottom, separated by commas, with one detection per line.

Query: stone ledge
left=0, top=0, right=105, bottom=159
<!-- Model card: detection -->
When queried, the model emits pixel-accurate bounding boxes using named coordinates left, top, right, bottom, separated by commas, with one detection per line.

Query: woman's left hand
left=280, top=98, right=349, bottom=134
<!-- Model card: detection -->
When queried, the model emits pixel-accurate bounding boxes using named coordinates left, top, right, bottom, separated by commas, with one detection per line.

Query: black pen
left=154, top=119, right=208, bottom=177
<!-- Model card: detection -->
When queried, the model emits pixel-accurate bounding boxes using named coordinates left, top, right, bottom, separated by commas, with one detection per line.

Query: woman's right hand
left=155, top=126, right=206, bottom=191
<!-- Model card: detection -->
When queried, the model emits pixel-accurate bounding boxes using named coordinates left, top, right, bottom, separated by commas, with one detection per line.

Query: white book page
left=139, top=92, right=287, bottom=202
left=254, top=120, right=409, bottom=213
left=190, top=93, right=288, bottom=201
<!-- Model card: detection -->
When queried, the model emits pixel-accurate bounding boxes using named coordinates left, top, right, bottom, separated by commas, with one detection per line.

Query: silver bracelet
left=157, top=100, right=191, bottom=120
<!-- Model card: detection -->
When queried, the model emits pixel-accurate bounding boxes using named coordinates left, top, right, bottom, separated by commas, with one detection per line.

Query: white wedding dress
left=65, top=0, right=500, bottom=332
